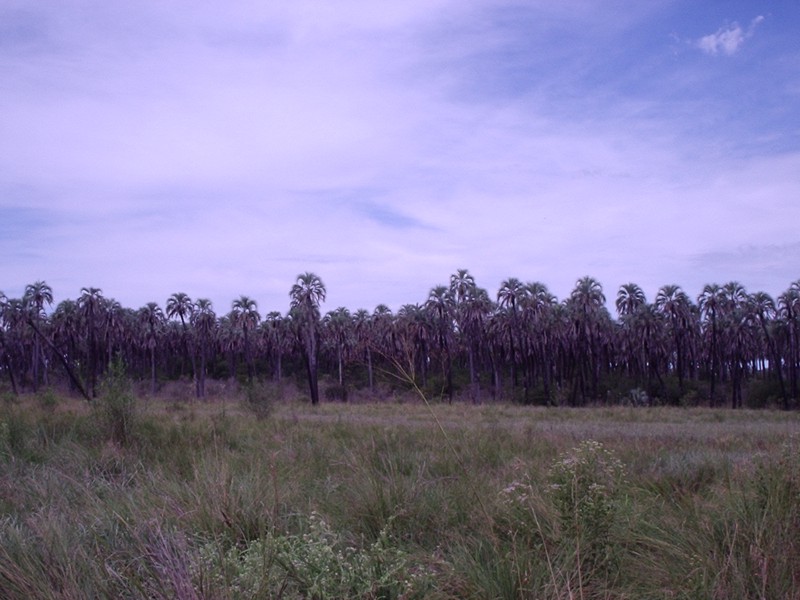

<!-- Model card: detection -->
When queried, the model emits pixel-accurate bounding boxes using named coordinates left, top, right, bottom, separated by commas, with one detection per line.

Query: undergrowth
left=0, top=392, right=799, bottom=598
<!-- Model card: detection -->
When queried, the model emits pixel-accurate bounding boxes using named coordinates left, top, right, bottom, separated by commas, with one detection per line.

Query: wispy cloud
left=0, top=2, right=798, bottom=310
left=696, top=16, right=764, bottom=56
left=357, top=202, right=431, bottom=230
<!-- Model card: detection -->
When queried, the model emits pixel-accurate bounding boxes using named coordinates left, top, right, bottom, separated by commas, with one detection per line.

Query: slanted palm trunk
left=150, top=345, right=157, bottom=395
left=365, top=346, right=373, bottom=392
left=791, top=319, right=799, bottom=405
left=243, top=326, right=255, bottom=383
left=468, top=342, right=479, bottom=404
left=275, top=350, right=282, bottom=381
left=31, top=335, right=40, bottom=392
left=197, top=337, right=207, bottom=398
left=757, top=315, right=787, bottom=409
left=88, top=323, right=98, bottom=398
left=305, top=329, right=320, bottom=405
left=178, top=316, right=198, bottom=398
left=336, top=343, right=344, bottom=387
left=709, top=311, right=718, bottom=406
left=1, top=336, right=18, bottom=395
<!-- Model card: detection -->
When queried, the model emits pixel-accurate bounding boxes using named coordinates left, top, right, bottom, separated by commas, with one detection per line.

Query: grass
left=1, top=387, right=800, bottom=598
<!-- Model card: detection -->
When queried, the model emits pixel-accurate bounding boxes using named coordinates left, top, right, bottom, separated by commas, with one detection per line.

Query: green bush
left=548, top=440, right=627, bottom=585
left=35, top=388, right=58, bottom=412
left=196, top=513, right=431, bottom=599
left=745, top=378, right=785, bottom=408
left=242, top=381, right=275, bottom=420
left=95, top=358, right=136, bottom=446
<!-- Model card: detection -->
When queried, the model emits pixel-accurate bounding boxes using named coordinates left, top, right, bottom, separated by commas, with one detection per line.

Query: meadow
left=1, top=379, right=800, bottom=599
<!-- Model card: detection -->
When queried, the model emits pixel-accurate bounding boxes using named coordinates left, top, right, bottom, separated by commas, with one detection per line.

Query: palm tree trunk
left=337, top=345, right=343, bottom=386
left=150, top=346, right=157, bottom=395
left=305, top=328, right=320, bottom=405
left=366, top=346, right=373, bottom=392
left=198, top=345, right=206, bottom=398
left=243, top=326, right=254, bottom=383
left=196, top=335, right=207, bottom=398
left=711, top=310, right=717, bottom=407
left=468, top=343, right=479, bottom=404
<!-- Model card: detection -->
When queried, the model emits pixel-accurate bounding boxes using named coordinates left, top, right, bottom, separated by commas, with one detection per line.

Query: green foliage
left=0, top=419, right=9, bottom=460
left=275, top=512, right=430, bottom=598
left=35, top=388, right=58, bottom=412
left=95, top=357, right=136, bottom=446
left=324, top=383, right=348, bottom=402
left=625, top=387, right=650, bottom=406
left=197, top=513, right=431, bottom=599
left=491, top=441, right=628, bottom=597
left=242, top=381, right=275, bottom=420
left=2, top=399, right=800, bottom=598
left=548, top=441, right=626, bottom=584
left=745, top=377, right=785, bottom=408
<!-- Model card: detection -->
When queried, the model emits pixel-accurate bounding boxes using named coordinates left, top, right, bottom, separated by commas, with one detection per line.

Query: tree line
left=2, top=271, right=799, bottom=408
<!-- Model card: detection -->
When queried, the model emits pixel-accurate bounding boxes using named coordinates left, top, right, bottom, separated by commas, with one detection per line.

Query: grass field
left=2, top=381, right=800, bottom=599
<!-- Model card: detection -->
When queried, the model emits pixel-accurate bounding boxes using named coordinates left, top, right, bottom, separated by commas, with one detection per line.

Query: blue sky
left=1, top=1, right=798, bottom=315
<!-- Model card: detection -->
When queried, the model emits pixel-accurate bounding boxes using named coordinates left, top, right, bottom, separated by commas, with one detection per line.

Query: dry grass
left=2, top=388, right=800, bottom=598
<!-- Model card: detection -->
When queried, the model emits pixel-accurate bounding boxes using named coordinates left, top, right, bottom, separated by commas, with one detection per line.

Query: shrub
left=626, top=388, right=649, bottom=407
left=548, top=440, right=626, bottom=584
left=324, top=384, right=348, bottom=402
left=96, top=357, right=137, bottom=446
left=35, top=388, right=58, bottom=412
left=196, top=513, right=431, bottom=599
left=0, top=419, right=10, bottom=460
left=242, top=381, right=275, bottom=420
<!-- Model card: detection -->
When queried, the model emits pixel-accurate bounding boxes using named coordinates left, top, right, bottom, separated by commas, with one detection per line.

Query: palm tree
left=289, top=272, right=326, bottom=405
left=396, top=303, right=431, bottom=387
left=655, top=284, right=691, bottom=396
left=166, top=292, right=197, bottom=388
left=138, top=302, right=164, bottom=395
left=352, top=309, right=374, bottom=392
left=51, top=299, right=80, bottom=389
left=749, top=291, right=787, bottom=408
left=497, top=277, right=526, bottom=391
left=521, top=281, right=557, bottom=404
left=426, top=285, right=455, bottom=402
left=0, top=292, right=19, bottom=395
left=231, top=296, right=260, bottom=383
left=371, top=304, right=396, bottom=365
left=778, top=284, right=800, bottom=404
left=568, top=276, right=607, bottom=404
left=261, top=311, right=288, bottom=382
left=217, top=313, right=240, bottom=379
left=322, top=307, right=353, bottom=390
left=698, top=283, right=724, bottom=405
left=191, top=298, right=217, bottom=398
left=450, top=269, right=495, bottom=402
left=23, top=280, right=53, bottom=391
left=718, top=282, right=750, bottom=408
left=450, top=269, right=476, bottom=306
left=616, top=283, right=646, bottom=319
left=627, top=302, right=666, bottom=394
left=78, top=287, right=104, bottom=397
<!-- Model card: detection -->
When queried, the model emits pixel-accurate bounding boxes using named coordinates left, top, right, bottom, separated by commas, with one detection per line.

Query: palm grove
left=2, top=271, right=800, bottom=409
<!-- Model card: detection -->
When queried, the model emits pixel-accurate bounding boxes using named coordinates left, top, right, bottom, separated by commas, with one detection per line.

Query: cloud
left=0, top=3, right=797, bottom=312
left=697, top=16, right=764, bottom=56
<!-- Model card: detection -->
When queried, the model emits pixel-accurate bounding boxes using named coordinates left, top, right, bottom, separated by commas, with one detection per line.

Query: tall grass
left=1, top=391, right=799, bottom=598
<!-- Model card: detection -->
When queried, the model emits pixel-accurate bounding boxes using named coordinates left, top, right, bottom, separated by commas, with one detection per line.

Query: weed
left=195, top=513, right=432, bottom=599
left=548, top=440, right=627, bottom=593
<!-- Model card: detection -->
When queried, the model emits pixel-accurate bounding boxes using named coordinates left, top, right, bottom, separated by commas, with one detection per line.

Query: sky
left=1, top=1, right=799, bottom=316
